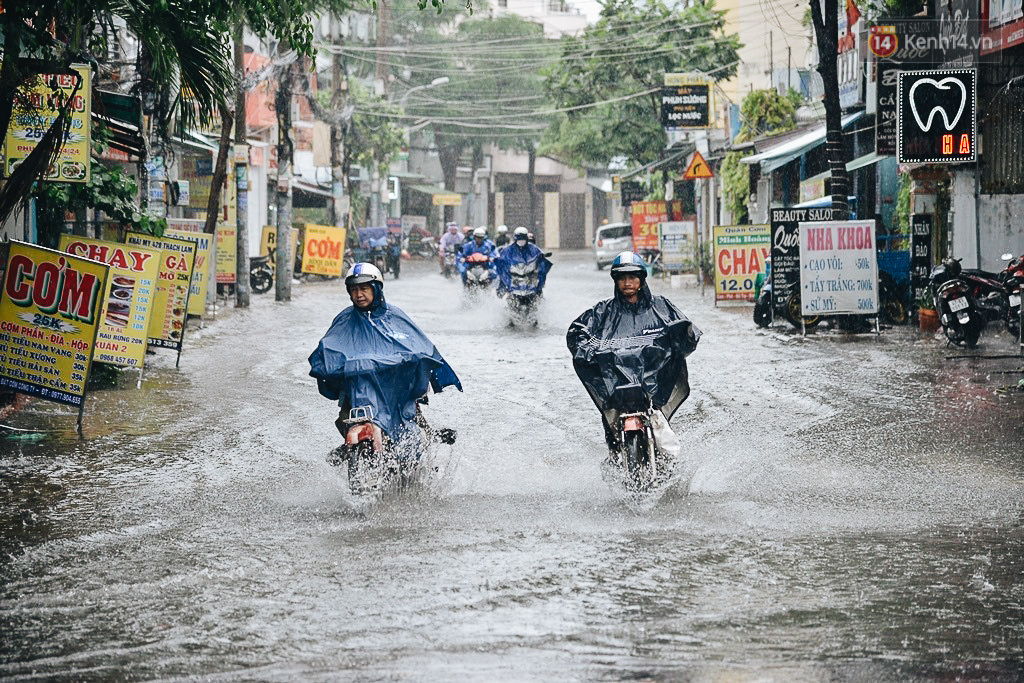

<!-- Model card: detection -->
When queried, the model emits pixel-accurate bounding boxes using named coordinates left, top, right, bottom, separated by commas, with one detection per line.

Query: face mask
left=516, top=239, right=527, bottom=246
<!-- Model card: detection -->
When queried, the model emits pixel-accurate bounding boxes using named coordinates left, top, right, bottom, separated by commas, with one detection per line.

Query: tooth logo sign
left=908, top=77, right=966, bottom=132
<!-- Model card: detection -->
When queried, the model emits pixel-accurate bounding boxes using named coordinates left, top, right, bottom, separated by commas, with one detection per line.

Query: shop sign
left=302, top=224, right=348, bottom=276
left=215, top=223, right=237, bottom=284
left=713, top=224, right=770, bottom=302
left=0, top=242, right=108, bottom=405
left=897, top=69, right=976, bottom=164
left=798, top=220, right=879, bottom=316
left=770, top=207, right=839, bottom=313
left=124, top=233, right=196, bottom=350
left=661, top=74, right=712, bottom=129
left=165, top=228, right=214, bottom=316
left=58, top=236, right=159, bottom=368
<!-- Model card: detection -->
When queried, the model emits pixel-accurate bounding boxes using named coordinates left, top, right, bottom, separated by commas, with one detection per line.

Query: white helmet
left=345, top=262, right=383, bottom=288
left=497, top=225, right=508, bottom=233
left=513, top=226, right=529, bottom=240
left=473, top=226, right=487, bottom=238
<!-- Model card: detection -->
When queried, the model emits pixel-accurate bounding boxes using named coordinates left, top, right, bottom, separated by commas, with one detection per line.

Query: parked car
left=594, top=222, right=633, bottom=269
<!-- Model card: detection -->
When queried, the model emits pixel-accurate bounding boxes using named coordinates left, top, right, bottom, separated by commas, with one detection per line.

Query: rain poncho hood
left=566, top=281, right=700, bottom=421
left=494, top=242, right=551, bottom=294
left=309, top=288, right=462, bottom=436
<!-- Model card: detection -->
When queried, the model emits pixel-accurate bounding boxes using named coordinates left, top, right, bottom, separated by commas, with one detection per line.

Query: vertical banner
left=712, top=224, right=771, bottom=302
left=124, top=233, right=196, bottom=350
left=659, top=219, right=697, bottom=272
left=770, top=207, right=839, bottom=313
left=3, top=65, right=91, bottom=182
left=164, top=228, right=213, bottom=316
left=58, top=236, right=159, bottom=368
left=215, top=223, right=238, bottom=284
left=910, top=214, right=933, bottom=304
left=798, top=220, right=879, bottom=316
left=301, top=224, right=348, bottom=276
left=0, top=242, right=108, bottom=406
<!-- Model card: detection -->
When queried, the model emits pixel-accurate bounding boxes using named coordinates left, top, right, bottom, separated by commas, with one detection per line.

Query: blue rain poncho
left=494, top=242, right=551, bottom=295
left=309, top=285, right=462, bottom=437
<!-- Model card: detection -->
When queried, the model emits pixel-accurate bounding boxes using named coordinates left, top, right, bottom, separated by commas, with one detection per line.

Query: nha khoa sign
left=0, top=242, right=108, bottom=407
left=798, top=221, right=879, bottom=316
left=898, top=69, right=977, bottom=163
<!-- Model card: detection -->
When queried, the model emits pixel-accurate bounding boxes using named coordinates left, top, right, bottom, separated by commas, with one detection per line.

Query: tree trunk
left=437, top=138, right=462, bottom=224
left=810, top=0, right=850, bottom=219
left=204, top=106, right=233, bottom=234
left=527, top=145, right=537, bottom=236
left=275, top=58, right=296, bottom=302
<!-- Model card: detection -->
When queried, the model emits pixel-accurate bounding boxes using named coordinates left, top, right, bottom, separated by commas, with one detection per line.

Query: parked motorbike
left=959, top=266, right=1008, bottom=325
left=753, top=258, right=772, bottom=328
left=249, top=251, right=274, bottom=294
left=328, top=403, right=456, bottom=498
left=999, top=252, right=1023, bottom=338
left=878, top=271, right=909, bottom=325
left=367, top=236, right=400, bottom=280
left=930, top=257, right=985, bottom=348
left=462, top=252, right=494, bottom=294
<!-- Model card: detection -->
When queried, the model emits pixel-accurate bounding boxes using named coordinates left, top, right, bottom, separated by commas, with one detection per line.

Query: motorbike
left=328, top=403, right=456, bottom=498
left=753, top=258, right=773, bottom=327
left=368, top=236, right=400, bottom=280
left=605, top=382, right=663, bottom=492
left=495, top=250, right=552, bottom=327
left=998, top=252, right=1023, bottom=338
left=441, top=245, right=458, bottom=279
left=249, top=250, right=274, bottom=295
left=930, top=257, right=985, bottom=348
left=959, top=266, right=1008, bottom=325
left=462, top=252, right=494, bottom=294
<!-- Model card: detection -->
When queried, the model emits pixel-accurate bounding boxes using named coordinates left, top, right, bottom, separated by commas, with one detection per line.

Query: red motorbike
left=998, top=252, right=1024, bottom=338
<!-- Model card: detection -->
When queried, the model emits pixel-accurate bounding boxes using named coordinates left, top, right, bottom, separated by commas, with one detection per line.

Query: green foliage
left=895, top=171, right=912, bottom=233
left=736, top=88, right=801, bottom=142
left=721, top=151, right=750, bottom=223
left=338, top=82, right=405, bottom=171
left=540, top=0, right=740, bottom=170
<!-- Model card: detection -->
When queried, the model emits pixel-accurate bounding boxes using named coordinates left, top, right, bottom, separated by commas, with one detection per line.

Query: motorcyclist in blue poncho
left=458, top=226, right=497, bottom=284
left=495, top=227, right=551, bottom=296
left=308, top=263, right=461, bottom=464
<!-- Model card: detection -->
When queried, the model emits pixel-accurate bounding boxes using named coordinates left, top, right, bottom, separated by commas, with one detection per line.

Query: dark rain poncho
left=566, top=281, right=701, bottom=421
left=308, top=286, right=461, bottom=437
left=494, top=242, right=552, bottom=295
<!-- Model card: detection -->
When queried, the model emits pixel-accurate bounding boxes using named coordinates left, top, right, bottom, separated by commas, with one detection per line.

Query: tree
left=541, top=0, right=740, bottom=171
left=809, top=0, right=850, bottom=218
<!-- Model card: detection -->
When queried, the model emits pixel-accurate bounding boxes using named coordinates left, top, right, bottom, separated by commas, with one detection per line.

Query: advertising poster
left=630, top=200, right=683, bottom=250
left=661, top=74, right=712, bottom=129
left=164, top=228, right=214, bottom=316
left=215, top=223, right=238, bottom=284
left=260, top=226, right=299, bottom=264
left=302, top=224, right=348, bottom=276
left=712, top=224, right=771, bottom=302
left=798, top=220, right=879, bottom=316
left=58, top=236, right=160, bottom=368
left=124, top=233, right=196, bottom=350
left=3, top=65, right=91, bottom=183
left=770, top=207, right=839, bottom=312
left=659, top=220, right=697, bottom=272
left=0, top=242, right=108, bottom=406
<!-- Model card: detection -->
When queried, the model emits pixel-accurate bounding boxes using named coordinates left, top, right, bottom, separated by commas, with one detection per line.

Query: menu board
left=124, top=233, right=196, bottom=350
left=215, top=223, right=237, bottom=284
left=0, top=242, right=108, bottom=406
left=59, top=236, right=159, bottom=368
left=301, top=224, right=348, bottom=276
left=770, top=207, right=839, bottom=312
left=165, top=228, right=214, bottom=316
left=798, top=220, right=879, bottom=316
left=712, top=224, right=770, bottom=302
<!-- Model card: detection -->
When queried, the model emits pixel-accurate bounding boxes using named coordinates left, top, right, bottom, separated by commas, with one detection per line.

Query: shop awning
left=407, top=184, right=445, bottom=196
left=793, top=195, right=857, bottom=208
left=742, top=112, right=864, bottom=173
left=293, top=179, right=332, bottom=198
left=846, top=151, right=887, bottom=172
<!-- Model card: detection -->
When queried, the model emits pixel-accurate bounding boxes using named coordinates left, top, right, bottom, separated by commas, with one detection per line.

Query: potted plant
left=915, top=293, right=940, bottom=333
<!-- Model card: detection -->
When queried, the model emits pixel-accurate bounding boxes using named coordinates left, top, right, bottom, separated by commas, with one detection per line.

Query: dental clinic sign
left=897, top=69, right=976, bottom=164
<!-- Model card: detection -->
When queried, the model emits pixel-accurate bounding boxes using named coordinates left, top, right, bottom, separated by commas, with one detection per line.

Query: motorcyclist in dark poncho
left=566, top=251, right=701, bottom=458
left=308, top=262, right=461, bottom=459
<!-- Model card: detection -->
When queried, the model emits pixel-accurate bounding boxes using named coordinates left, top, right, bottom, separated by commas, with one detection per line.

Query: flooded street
left=2, top=250, right=1023, bottom=680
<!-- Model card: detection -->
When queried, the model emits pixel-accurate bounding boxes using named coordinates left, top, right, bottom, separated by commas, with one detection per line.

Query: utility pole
left=233, top=23, right=251, bottom=308
left=275, top=54, right=296, bottom=302
left=810, top=0, right=850, bottom=219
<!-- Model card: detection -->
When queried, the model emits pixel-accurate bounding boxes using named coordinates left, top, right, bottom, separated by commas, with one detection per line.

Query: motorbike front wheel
left=783, top=294, right=822, bottom=329
left=880, top=298, right=908, bottom=325
left=753, top=292, right=772, bottom=328
left=250, top=269, right=273, bottom=294
left=622, top=430, right=651, bottom=490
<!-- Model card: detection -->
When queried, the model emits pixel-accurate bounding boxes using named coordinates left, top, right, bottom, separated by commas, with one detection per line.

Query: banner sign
left=798, top=220, right=879, bottom=316
left=124, top=233, right=196, bottom=350
left=58, top=236, right=159, bottom=368
left=215, top=223, right=237, bottom=284
left=713, top=224, right=771, bottom=302
left=3, top=65, right=91, bottom=183
left=910, top=214, right=933, bottom=304
left=619, top=180, right=645, bottom=207
left=659, top=219, right=696, bottom=272
left=897, top=69, right=977, bottom=164
left=301, top=224, right=348, bottom=276
left=661, top=74, right=712, bottom=129
left=0, top=242, right=107, bottom=406
left=770, top=207, right=839, bottom=313
left=432, top=193, right=462, bottom=206
left=260, top=226, right=299, bottom=268
left=165, top=229, right=213, bottom=316
left=630, top=200, right=683, bottom=250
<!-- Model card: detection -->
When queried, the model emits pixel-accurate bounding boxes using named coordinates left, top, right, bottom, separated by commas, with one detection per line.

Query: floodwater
left=2, top=250, right=1022, bottom=680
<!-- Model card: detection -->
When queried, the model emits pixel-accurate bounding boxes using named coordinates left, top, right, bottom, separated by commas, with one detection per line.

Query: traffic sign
left=682, top=151, right=713, bottom=179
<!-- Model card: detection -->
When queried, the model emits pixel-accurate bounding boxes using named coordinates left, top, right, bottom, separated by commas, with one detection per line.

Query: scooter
left=930, top=257, right=985, bottom=348
left=503, top=260, right=542, bottom=326
left=462, top=253, right=494, bottom=295
left=607, top=382, right=660, bottom=492
left=249, top=251, right=274, bottom=295
left=998, top=252, right=1023, bottom=338
left=328, top=404, right=456, bottom=498
left=441, top=245, right=458, bottom=279
left=753, top=258, right=772, bottom=328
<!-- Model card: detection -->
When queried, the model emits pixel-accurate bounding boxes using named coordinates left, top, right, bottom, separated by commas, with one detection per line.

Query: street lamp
left=398, top=76, right=450, bottom=109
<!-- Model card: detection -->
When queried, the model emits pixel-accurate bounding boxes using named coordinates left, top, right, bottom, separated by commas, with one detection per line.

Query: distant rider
left=494, top=225, right=510, bottom=249
left=566, top=251, right=701, bottom=458
left=495, top=226, right=550, bottom=298
left=308, top=262, right=461, bottom=454
left=458, top=226, right=498, bottom=281
left=438, top=222, right=463, bottom=272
